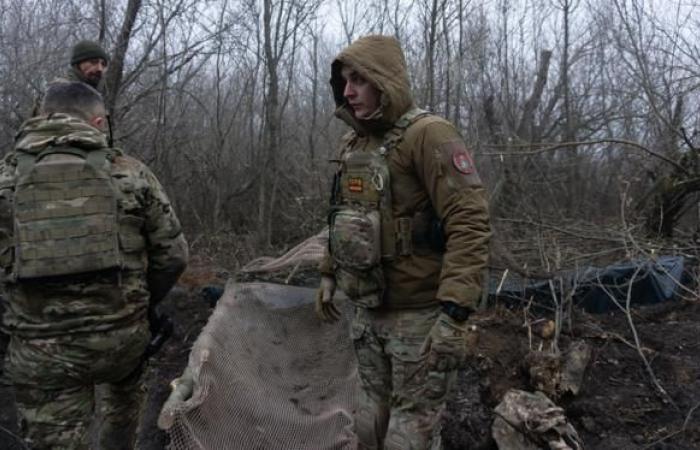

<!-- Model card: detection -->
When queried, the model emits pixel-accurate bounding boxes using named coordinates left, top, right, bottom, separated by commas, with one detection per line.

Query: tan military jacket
left=322, top=35, right=491, bottom=310
left=0, top=114, right=188, bottom=338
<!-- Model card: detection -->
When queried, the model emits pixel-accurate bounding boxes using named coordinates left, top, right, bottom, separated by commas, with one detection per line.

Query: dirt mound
left=443, top=301, right=700, bottom=449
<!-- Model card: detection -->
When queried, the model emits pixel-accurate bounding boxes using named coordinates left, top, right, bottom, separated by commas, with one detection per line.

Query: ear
left=90, top=115, right=105, bottom=130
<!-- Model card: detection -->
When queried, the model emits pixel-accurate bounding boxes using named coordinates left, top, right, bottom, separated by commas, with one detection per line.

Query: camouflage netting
left=159, top=232, right=359, bottom=450
left=235, top=229, right=329, bottom=287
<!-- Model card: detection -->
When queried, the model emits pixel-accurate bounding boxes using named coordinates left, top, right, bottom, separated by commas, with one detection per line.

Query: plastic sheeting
left=491, top=256, right=687, bottom=313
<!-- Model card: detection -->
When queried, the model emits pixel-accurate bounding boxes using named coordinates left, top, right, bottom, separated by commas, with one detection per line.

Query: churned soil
left=443, top=300, right=700, bottom=450
left=1, top=262, right=699, bottom=449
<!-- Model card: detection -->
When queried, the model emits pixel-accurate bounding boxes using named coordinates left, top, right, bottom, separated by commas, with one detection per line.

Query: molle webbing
left=13, top=147, right=121, bottom=279
left=378, top=108, right=434, bottom=259
left=333, top=109, right=439, bottom=263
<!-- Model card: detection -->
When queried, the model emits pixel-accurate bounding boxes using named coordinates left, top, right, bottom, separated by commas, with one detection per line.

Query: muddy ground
left=1, top=262, right=699, bottom=449
left=443, top=300, right=700, bottom=450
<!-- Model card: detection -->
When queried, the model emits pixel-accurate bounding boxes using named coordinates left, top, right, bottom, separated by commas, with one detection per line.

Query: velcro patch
left=438, top=141, right=482, bottom=188
left=348, top=177, right=363, bottom=192
left=452, top=150, right=475, bottom=174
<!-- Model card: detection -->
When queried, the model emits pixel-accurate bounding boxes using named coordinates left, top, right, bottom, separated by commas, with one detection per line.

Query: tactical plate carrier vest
left=11, top=146, right=124, bottom=280
left=329, top=108, right=433, bottom=307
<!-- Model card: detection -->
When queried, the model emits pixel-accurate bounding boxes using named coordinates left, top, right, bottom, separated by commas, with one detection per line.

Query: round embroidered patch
left=452, top=150, right=474, bottom=174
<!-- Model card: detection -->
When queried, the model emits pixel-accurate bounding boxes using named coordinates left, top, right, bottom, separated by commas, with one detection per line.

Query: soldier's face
left=77, top=58, right=108, bottom=86
left=341, top=66, right=381, bottom=119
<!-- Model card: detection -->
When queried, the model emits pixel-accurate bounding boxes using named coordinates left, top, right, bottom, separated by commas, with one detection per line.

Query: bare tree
left=0, top=0, right=698, bottom=268
left=104, top=0, right=142, bottom=114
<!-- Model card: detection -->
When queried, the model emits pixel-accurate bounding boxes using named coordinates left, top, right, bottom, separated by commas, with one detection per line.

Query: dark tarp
left=490, top=256, right=687, bottom=313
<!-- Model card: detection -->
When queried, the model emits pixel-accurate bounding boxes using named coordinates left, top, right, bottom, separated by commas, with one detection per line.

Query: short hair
left=40, top=82, right=106, bottom=121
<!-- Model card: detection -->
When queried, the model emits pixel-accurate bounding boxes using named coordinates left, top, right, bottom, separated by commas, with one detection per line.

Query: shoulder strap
left=15, top=151, right=35, bottom=176
left=36, top=146, right=88, bottom=161
left=395, top=108, right=430, bottom=129
left=16, top=146, right=113, bottom=176
left=338, top=131, right=359, bottom=161
left=86, top=148, right=113, bottom=172
left=382, top=108, right=432, bottom=153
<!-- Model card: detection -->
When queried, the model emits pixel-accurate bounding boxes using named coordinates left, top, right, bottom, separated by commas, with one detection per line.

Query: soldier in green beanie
left=31, top=40, right=110, bottom=117
left=69, top=39, right=110, bottom=90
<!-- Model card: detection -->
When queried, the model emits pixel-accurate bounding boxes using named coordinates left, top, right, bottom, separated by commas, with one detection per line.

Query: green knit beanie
left=70, top=40, right=109, bottom=65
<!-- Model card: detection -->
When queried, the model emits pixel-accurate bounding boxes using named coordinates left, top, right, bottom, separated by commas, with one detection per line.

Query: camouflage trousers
left=351, top=305, right=456, bottom=450
left=4, top=321, right=150, bottom=450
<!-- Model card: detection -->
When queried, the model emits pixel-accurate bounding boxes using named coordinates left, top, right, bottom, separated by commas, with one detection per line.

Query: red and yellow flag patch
left=348, top=177, right=364, bottom=193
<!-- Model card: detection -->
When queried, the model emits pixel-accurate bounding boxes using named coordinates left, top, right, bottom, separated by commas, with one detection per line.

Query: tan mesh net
left=240, top=229, right=328, bottom=276
left=159, top=232, right=359, bottom=449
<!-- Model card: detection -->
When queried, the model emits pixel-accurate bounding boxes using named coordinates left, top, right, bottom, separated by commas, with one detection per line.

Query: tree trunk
left=260, top=0, right=280, bottom=247
left=104, top=0, right=142, bottom=116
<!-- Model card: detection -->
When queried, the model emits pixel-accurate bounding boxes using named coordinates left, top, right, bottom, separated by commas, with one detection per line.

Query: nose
left=343, top=81, right=355, bottom=99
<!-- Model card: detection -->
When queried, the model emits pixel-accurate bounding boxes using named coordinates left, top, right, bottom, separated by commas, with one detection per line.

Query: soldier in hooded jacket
left=316, top=35, right=491, bottom=449
left=0, top=81, right=188, bottom=449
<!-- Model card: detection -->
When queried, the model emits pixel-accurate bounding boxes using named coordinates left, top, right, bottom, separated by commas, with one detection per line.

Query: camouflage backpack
left=11, top=146, right=122, bottom=279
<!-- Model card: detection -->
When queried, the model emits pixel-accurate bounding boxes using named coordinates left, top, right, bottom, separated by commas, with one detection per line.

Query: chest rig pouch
left=329, top=108, right=429, bottom=308
left=12, top=146, right=122, bottom=280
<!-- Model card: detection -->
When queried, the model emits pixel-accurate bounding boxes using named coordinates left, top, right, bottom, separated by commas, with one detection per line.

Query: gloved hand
left=420, top=312, right=478, bottom=371
left=315, top=275, right=340, bottom=322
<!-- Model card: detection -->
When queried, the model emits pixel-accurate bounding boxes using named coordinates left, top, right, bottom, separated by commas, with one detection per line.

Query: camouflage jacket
left=322, top=36, right=491, bottom=311
left=0, top=114, right=188, bottom=338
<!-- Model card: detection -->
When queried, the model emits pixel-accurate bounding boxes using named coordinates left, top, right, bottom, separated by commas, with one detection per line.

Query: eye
left=350, top=73, right=366, bottom=85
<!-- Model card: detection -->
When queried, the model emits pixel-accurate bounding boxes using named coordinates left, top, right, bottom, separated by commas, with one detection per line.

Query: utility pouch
left=329, top=208, right=381, bottom=271
left=428, top=218, right=446, bottom=252
left=409, top=211, right=446, bottom=254
left=334, top=265, right=384, bottom=308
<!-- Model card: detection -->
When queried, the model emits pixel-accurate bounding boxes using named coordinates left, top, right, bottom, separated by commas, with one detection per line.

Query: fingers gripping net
left=160, top=281, right=358, bottom=449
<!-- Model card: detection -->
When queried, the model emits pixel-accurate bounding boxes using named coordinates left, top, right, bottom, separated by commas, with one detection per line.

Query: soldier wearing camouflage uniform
left=32, top=40, right=109, bottom=116
left=316, top=35, right=491, bottom=449
left=0, top=82, right=188, bottom=450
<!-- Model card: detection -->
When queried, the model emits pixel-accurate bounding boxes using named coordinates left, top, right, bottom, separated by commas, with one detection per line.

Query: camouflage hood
left=330, top=35, right=414, bottom=135
left=15, top=113, right=107, bottom=154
